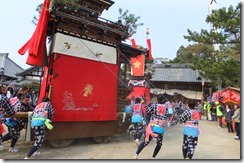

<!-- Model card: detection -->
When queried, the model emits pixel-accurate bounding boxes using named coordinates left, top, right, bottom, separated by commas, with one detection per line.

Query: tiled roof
left=150, top=63, right=203, bottom=83
left=0, top=53, right=24, bottom=78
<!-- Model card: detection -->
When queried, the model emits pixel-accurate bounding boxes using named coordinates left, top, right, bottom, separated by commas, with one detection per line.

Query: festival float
left=11, top=0, right=152, bottom=147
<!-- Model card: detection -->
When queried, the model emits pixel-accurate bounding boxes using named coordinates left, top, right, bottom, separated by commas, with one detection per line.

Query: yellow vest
left=216, top=105, right=223, bottom=116
left=207, top=104, right=211, bottom=113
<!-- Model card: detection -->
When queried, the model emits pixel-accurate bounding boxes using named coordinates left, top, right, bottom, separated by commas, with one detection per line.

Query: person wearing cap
left=133, top=94, right=168, bottom=159
left=178, top=99, right=201, bottom=159
left=24, top=97, right=55, bottom=159
left=215, top=101, right=224, bottom=128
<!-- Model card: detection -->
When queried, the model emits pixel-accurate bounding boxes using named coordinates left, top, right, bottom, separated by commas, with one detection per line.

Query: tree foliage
left=32, top=3, right=43, bottom=25
left=174, top=3, right=240, bottom=89
left=118, top=8, right=144, bottom=37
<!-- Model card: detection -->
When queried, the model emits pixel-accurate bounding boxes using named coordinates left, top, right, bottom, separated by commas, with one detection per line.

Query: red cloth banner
left=147, top=39, right=153, bottom=60
left=50, top=54, right=118, bottom=122
left=18, top=0, right=50, bottom=66
left=131, top=38, right=137, bottom=48
left=131, top=55, right=145, bottom=76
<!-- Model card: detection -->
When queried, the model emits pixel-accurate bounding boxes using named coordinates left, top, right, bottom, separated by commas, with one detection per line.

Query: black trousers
left=235, top=122, right=240, bottom=138
left=136, top=134, right=163, bottom=158
left=182, top=134, right=198, bottom=159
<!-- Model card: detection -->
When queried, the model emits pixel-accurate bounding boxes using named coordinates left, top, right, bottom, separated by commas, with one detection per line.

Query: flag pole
left=146, top=27, right=149, bottom=48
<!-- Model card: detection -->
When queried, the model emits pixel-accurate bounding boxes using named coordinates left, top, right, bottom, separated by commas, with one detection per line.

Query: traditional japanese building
left=0, top=53, right=23, bottom=85
left=149, top=63, right=211, bottom=103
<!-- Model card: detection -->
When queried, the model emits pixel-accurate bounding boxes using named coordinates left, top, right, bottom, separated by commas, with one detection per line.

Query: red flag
left=130, top=55, right=145, bottom=76
left=147, top=39, right=153, bottom=60
left=18, top=0, right=50, bottom=66
left=131, top=38, right=137, bottom=48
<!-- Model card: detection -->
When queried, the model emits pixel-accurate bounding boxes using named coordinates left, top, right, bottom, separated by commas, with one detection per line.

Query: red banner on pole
left=130, top=55, right=145, bottom=76
left=131, top=38, right=137, bottom=48
left=147, top=39, right=153, bottom=60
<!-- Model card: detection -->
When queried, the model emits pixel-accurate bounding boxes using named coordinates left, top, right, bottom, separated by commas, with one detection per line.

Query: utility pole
left=202, top=79, right=205, bottom=104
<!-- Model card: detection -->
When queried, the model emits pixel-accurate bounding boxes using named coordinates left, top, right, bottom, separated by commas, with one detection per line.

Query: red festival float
left=17, top=0, right=151, bottom=147
left=212, top=87, right=240, bottom=127
left=212, top=87, right=240, bottom=105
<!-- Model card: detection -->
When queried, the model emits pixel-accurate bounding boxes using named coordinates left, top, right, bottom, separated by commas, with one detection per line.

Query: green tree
left=173, top=44, right=214, bottom=63
left=32, top=3, right=42, bottom=25
left=118, top=8, right=144, bottom=37
left=179, top=3, right=240, bottom=88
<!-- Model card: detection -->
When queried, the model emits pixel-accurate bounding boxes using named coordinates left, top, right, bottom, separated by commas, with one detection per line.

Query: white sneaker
left=33, top=151, right=41, bottom=157
left=0, top=144, right=5, bottom=148
left=8, top=147, right=19, bottom=152
left=24, top=157, right=30, bottom=159
left=133, top=154, right=138, bottom=159
left=234, top=136, right=239, bottom=139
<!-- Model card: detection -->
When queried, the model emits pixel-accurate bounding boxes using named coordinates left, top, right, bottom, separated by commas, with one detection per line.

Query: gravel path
left=0, top=116, right=240, bottom=160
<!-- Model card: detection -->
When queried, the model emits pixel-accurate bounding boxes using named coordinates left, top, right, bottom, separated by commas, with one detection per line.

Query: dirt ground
left=0, top=116, right=241, bottom=160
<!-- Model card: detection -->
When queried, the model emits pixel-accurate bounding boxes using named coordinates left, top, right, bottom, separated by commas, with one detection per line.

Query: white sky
left=0, top=0, right=241, bottom=69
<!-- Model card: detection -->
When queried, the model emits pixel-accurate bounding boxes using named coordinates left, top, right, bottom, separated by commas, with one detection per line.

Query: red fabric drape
left=130, top=55, right=145, bottom=76
left=50, top=54, right=118, bottom=122
left=147, top=39, right=153, bottom=60
left=18, top=0, right=50, bottom=66
left=131, top=38, right=137, bottom=48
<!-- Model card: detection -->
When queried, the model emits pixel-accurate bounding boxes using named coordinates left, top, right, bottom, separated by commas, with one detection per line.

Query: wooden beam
left=3, top=112, right=30, bottom=118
